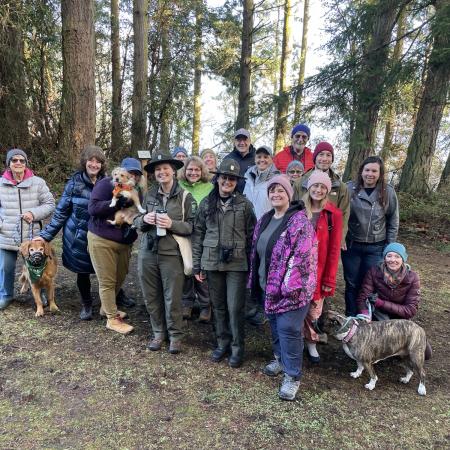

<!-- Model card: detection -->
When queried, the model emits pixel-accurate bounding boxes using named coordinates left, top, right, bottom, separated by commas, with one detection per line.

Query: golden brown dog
left=108, top=167, right=146, bottom=226
left=19, top=238, right=58, bottom=317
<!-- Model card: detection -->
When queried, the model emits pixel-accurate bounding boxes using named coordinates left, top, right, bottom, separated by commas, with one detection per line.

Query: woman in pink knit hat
left=302, top=170, right=343, bottom=362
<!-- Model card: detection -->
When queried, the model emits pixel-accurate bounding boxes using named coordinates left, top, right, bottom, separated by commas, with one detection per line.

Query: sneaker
left=169, top=340, right=182, bottom=354
left=147, top=338, right=163, bottom=351
left=263, top=358, right=283, bottom=377
left=198, top=306, right=211, bottom=323
left=106, top=316, right=134, bottom=335
left=278, top=374, right=300, bottom=401
left=211, top=347, right=229, bottom=362
left=100, top=307, right=127, bottom=319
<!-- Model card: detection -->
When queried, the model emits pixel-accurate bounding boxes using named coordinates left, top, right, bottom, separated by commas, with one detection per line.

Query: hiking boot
left=79, top=301, right=93, bottom=321
left=278, top=374, right=300, bottom=401
left=182, top=306, right=192, bottom=320
left=106, top=316, right=134, bottom=335
left=147, top=338, right=163, bottom=351
left=116, top=289, right=135, bottom=308
left=263, top=358, right=283, bottom=377
left=229, top=355, right=243, bottom=368
left=211, top=347, right=229, bottom=362
left=198, top=306, right=211, bottom=323
left=246, top=310, right=268, bottom=327
left=169, top=340, right=182, bottom=354
left=100, top=307, right=127, bottom=319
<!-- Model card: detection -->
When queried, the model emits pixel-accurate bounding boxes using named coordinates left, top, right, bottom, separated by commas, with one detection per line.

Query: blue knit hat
left=383, top=243, right=408, bottom=262
left=291, top=123, right=310, bottom=138
left=171, top=147, right=188, bottom=158
left=121, top=157, right=143, bottom=174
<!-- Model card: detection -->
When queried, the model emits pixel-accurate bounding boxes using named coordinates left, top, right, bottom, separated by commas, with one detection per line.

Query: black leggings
left=77, top=273, right=92, bottom=301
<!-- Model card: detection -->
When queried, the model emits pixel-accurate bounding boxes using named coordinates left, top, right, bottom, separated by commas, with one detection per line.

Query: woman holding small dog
left=136, top=152, right=196, bottom=354
left=0, top=148, right=55, bottom=310
left=302, top=171, right=342, bottom=363
left=178, top=156, right=213, bottom=322
left=342, top=156, right=399, bottom=316
left=247, top=175, right=317, bottom=400
left=192, top=159, right=256, bottom=368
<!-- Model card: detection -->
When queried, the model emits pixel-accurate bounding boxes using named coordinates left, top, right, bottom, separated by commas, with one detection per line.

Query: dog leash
left=14, top=216, right=42, bottom=246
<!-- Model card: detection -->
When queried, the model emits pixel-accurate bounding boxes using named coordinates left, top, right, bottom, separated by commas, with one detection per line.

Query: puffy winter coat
left=357, top=265, right=421, bottom=319
left=247, top=202, right=318, bottom=315
left=243, top=163, right=280, bottom=219
left=40, top=171, right=102, bottom=273
left=311, top=201, right=343, bottom=300
left=0, top=169, right=55, bottom=251
left=273, top=145, right=314, bottom=174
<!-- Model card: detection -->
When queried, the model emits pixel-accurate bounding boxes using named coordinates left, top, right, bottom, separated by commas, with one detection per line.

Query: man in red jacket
left=273, top=123, right=314, bottom=174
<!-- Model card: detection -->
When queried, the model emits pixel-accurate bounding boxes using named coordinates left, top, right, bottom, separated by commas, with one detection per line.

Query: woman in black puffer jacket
left=40, top=145, right=106, bottom=320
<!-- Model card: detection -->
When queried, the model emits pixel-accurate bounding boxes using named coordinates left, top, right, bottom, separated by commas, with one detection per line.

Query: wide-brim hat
left=211, top=159, right=245, bottom=179
left=144, top=151, right=184, bottom=173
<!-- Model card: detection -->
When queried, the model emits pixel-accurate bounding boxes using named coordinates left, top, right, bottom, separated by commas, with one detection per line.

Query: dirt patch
left=0, top=237, right=449, bottom=449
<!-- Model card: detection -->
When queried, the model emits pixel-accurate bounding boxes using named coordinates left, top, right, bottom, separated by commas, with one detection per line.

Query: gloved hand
left=116, top=195, right=134, bottom=209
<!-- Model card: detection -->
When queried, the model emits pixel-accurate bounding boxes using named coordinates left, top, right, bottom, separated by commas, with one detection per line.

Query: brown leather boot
left=106, top=315, right=134, bottom=335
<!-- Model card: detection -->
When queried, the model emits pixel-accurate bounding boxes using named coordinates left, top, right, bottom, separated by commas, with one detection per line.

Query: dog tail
left=424, top=340, right=432, bottom=361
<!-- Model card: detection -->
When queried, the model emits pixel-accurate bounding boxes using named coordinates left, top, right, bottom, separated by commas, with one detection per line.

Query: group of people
left=0, top=123, right=424, bottom=401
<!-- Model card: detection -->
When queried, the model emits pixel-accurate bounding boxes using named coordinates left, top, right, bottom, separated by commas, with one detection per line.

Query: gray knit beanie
left=6, top=148, right=28, bottom=166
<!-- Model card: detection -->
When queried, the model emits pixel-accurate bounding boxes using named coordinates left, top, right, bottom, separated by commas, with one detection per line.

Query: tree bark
left=111, top=0, right=123, bottom=158
left=380, top=8, right=406, bottom=165
left=293, top=0, right=309, bottom=124
left=236, top=0, right=254, bottom=129
left=59, top=0, right=96, bottom=169
left=159, top=7, right=171, bottom=152
left=131, top=0, right=149, bottom=151
left=274, top=0, right=293, bottom=153
left=191, top=0, right=203, bottom=155
left=399, top=0, right=450, bottom=194
left=343, top=0, right=404, bottom=181
left=437, top=151, right=450, bottom=193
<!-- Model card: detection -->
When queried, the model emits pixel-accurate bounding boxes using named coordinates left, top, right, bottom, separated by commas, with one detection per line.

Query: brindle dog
left=323, top=310, right=427, bottom=396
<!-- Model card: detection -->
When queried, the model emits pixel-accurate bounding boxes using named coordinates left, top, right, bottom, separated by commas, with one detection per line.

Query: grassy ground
left=1, top=236, right=449, bottom=449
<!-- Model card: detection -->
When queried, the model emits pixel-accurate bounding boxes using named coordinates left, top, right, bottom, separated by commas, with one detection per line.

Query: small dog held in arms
left=19, top=238, right=58, bottom=317
left=322, top=310, right=428, bottom=396
left=108, top=167, right=146, bottom=226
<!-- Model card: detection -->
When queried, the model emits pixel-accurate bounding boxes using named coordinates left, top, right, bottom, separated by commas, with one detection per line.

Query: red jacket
left=273, top=145, right=314, bottom=174
left=357, top=266, right=420, bottom=319
left=313, top=201, right=342, bottom=300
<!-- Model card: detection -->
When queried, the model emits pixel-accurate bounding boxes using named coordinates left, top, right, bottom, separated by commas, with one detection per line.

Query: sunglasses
left=293, top=134, right=308, bottom=140
left=11, top=158, right=26, bottom=164
left=221, top=175, right=237, bottom=182
left=288, top=170, right=303, bottom=174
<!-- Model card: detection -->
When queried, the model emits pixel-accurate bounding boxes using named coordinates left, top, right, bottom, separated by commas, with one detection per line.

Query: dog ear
left=19, top=241, right=31, bottom=258
left=43, top=241, right=53, bottom=258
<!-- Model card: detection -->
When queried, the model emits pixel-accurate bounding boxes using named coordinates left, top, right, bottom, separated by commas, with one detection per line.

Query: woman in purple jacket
left=357, top=243, right=420, bottom=320
left=248, top=175, right=317, bottom=401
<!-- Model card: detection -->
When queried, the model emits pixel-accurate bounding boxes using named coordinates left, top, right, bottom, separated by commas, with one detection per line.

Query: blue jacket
left=40, top=171, right=102, bottom=273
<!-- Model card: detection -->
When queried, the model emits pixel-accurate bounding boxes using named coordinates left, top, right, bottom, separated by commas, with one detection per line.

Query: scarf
left=380, top=261, right=408, bottom=288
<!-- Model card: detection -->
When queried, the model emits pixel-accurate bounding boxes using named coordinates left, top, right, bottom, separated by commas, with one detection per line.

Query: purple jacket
left=357, top=265, right=421, bottom=319
left=88, top=177, right=138, bottom=245
left=248, top=204, right=318, bottom=315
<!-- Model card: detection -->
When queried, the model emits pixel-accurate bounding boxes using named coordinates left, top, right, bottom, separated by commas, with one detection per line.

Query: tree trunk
left=380, top=8, right=406, bottom=165
left=191, top=0, right=203, bottom=155
left=131, top=0, right=149, bottom=151
left=159, top=9, right=171, bottom=152
left=236, top=0, right=254, bottom=129
left=293, top=0, right=309, bottom=124
left=398, top=0, right=450, bottom=194
left=343, top=0, right=404, bottom=181
left=274, top=0, right=293, bottom=153
left=437, top=151, right=450, bottom=193
left=59, top=0, right=96, bottom=169
left=111, top=0, right=123, bottom=158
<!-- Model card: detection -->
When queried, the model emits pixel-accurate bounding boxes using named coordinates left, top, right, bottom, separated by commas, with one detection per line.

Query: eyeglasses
left=293, top=134, right=308, bottom=140
left=221, top=175, right=237, bottom=182
left=288, top=170, right=303, bottom=174
left=11, top=158, right=26, bottom=164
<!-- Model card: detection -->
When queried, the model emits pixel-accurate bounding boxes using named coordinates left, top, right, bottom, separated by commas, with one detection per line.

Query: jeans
left=341, top=240, right=384, bottom=316
left=0, top=248, right=18, bottom=301
left=268, top=304, right=310, bottom=380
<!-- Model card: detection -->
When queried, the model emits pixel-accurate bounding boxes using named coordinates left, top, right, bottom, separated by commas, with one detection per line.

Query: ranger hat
left=144, top=151, right=184, bottom=173
left=211, top=159, right=245, bottom=179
